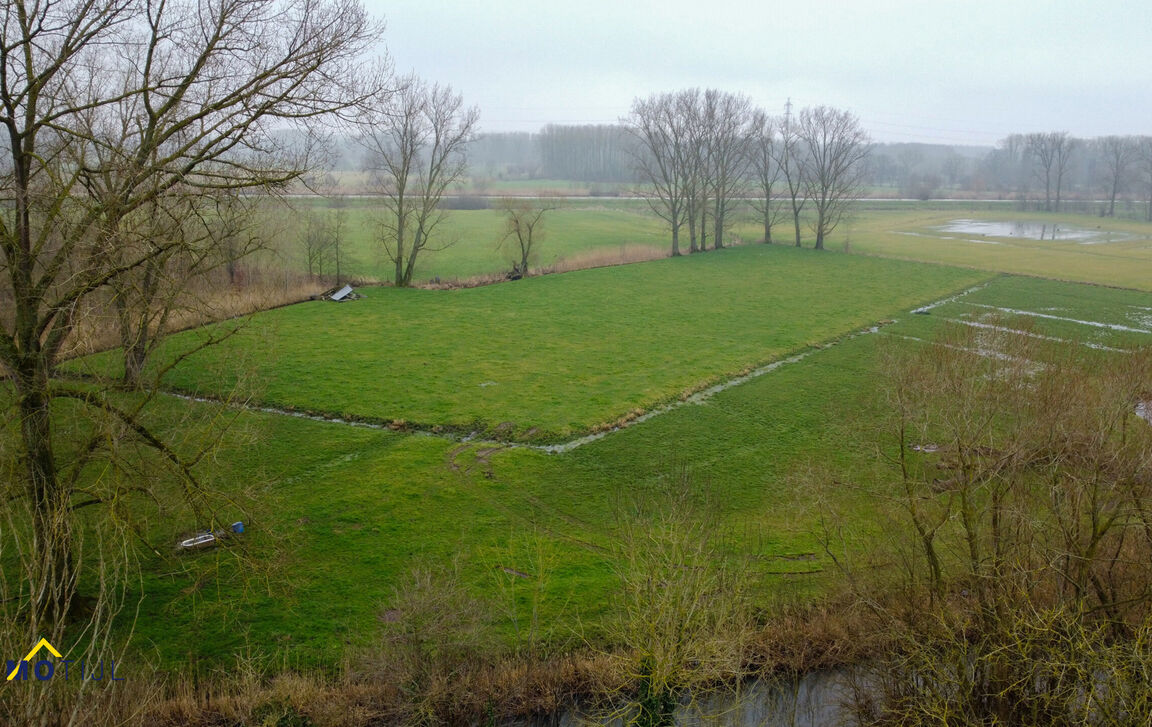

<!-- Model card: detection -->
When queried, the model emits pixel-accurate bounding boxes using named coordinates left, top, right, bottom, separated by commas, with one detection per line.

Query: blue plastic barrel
left=231, top=521, right=244, bottom=534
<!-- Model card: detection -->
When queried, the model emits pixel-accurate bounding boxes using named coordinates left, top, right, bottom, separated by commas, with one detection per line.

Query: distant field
left=835, top=205, right=1152, bottom=291
left=297, top=172, right=632, bottom=198
left=107, top=270, right=1152, bottom=668
left=79, top=245, right=990, bottom=441
left=289, top=197, right=1152, bottom=292
left=289, top=199, right=667, bottom=283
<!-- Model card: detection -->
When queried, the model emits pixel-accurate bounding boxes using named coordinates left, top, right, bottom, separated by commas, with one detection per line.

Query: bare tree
left=985, top=133, right=1033, bottom=198
left=941, top=150, right=967, bottom=189
left=625, top=92, right=691, bottom=257
left=895, top=145, right=924, bottom=196
left=749, top=111, right=784, bottom=244
left=1027, top=131, right=1078, bottom=212
left=0, top=1, right=385, bottom=721
left=704, top=90, right=754, bottom=250
left=1096, top=136, right=1137, bottom=217
left=840, top=324, right=1152, bottom=723
left=628, top=89, right=756, bottom=255
left=678, top=89, right=707, bottom=253
left=595, top=470, right=755, bottom=726
left=797, top=105, right=871, bottom=250
left=301, top=208, right=338, bottom=278
left=775, top=101, right=809, bottom=247
left=360, top=75, right=478, bottom=287
left=497, top=197, right=560, bottom=278
left=1140, top=136, right=1152, bottom=223
left=103, top=192, right=268, bottom=388
left=331, top=195, right=349, bottom=285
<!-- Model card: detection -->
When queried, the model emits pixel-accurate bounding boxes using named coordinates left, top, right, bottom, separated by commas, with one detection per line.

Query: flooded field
left=933, top=219, right=1136, bottom=244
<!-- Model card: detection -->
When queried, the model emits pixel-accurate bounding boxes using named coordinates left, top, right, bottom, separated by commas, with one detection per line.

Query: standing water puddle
left=933, top=219, right=1134, bottom=244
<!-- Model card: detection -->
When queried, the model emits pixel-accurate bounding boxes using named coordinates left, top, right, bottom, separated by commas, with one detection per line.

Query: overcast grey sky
left=363, top=0, right=1152, bottom=146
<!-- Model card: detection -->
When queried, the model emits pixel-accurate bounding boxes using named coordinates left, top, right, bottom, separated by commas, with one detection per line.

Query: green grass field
left=290, top=199, right=668, bottom=283
left=113, top=270, right=1151, bottom=670
left=827, top=204, right=1152, bottom=291
left=21, top=200, right=1152, bottom=677
left=291, top=198, right=1152, bottom=292
left=79, top=246, right=990, bottom=441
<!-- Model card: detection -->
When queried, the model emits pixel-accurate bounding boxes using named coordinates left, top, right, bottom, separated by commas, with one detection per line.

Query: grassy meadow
left=295, top=196, right=1152, bottom=292
left=289, top=198, right=669, bottom=283
left=840, top=203, right=1152, bottom=291
left=78, top=246, right=989, bottom=441
left=75, top=262, right=1148, bottom=677
left=26, top=199, right=1152, bottom=684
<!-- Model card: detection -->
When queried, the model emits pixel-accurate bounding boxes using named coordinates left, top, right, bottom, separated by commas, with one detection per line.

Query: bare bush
left=822, top=320, right=1152, bottom=724
left=590, top=468, right=759, bottom=726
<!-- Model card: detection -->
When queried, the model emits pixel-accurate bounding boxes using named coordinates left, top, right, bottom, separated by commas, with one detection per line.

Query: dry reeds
left=57, top=267, right=339, bottom=361
left=79, top=612, right=874, bottom=727
left=538, top=243, right=668, bottom=275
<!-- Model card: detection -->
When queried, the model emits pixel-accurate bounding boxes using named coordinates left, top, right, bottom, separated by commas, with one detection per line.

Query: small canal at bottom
left=509, top=669, right=861, bottom=727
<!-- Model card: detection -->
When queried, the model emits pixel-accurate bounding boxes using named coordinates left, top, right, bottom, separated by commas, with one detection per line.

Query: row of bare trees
left=1092, top=134, right=1152, bottom=219
left=624, top=90, right=871, bottom=254
left=986, top=132, right=1152, bottom=217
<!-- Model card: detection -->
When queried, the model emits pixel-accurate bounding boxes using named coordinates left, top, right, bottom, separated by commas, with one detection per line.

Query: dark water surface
left=512, top=670, right=859, bottom=727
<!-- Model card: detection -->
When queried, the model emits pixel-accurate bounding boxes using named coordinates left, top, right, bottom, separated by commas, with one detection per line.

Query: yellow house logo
left=6, top=638, right=123, bottom=682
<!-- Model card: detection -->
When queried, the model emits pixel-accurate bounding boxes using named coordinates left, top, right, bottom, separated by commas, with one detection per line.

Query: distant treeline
left=464, top=127, right=1152, bottom=215
left=323, top=121, right=1152, bottom=217
left=468, top=125, right=635, bottom=182
left=872, top=134, right=1152, bottom=215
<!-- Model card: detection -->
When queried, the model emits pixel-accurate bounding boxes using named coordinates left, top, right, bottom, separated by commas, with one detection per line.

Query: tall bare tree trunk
left=17, top=368, right=73, bottom=625
left=686, top=197, right=698, bottom=253
left=395, top=236, right=406, bottom=287
left=713, top=202, right=725, bottom=250
left=117, top=256, right=161, bottom=389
